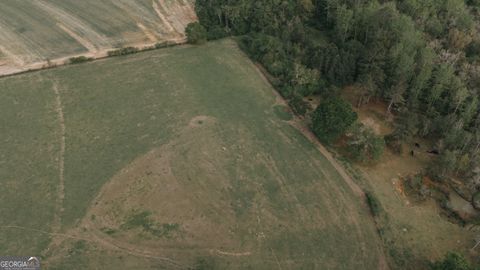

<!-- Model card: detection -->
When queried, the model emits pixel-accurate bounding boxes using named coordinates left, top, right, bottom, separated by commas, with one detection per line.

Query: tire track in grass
left=1, top=225, right=187, bottom=269
left=52, top=82, right=66, bottom=233
left=214, top=249, right=251, bottom=257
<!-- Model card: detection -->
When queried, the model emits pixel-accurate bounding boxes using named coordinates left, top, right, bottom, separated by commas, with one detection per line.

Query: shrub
left=365, top=192, right=381, bottom=217
left=121, top=210, right=153, bottom=230
left=100, top=227, right=117, bottom=235
left=69, top=56, right=93, bottom=64
left=472, top=191, right=480, bottom=209
left=121, top=210, right=180, bottom=237
left=186, top=22, right=207, bottom=44
left=385, top=133, right=403, bottom=154
left=278, top=85, right=294, bottom=99
left=346, top=124, right=385, bottom=162
left=193, top=257, right=216, bottom=270
left=431, top=252, right=473, bottom=270
left=107, top=47, right=139, bottom=57
left=311, top=96, right=357, bottom=143
left=207, top=25, right=229, bottom=40
left=289, top=94, right=311, bottom=116
left=466, top=39, right=480, bottom=62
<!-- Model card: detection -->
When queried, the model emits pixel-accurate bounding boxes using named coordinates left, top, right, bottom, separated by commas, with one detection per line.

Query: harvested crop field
left=0, top=39, right=386, bottom=269
left=0, top=0, right=196, bottom=75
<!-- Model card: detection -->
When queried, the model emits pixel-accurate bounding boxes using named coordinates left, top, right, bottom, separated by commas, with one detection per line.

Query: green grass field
left=0, top=39, right=385, bottom=269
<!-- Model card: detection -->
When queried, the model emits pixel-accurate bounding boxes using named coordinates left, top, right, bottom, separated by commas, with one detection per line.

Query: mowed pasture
left=0, top=0, right=195, bottom=75
left=0, top=39, right=385, bottom=269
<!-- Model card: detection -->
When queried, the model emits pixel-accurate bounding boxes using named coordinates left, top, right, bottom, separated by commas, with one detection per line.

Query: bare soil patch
left=188, top=115, right=216, bottom=128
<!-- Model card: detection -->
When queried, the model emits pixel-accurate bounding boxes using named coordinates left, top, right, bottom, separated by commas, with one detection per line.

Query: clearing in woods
left=340, top=89, right=478, bottom=267
left=0, top=39, right=386, bottom=269
left=0, top=0, right=196, bottom=76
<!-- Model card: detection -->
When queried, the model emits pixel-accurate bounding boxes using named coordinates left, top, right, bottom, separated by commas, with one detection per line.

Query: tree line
left=192, top=0, right=480, bottom=188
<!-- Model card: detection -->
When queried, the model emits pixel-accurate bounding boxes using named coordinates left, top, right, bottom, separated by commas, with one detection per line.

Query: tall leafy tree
left=311, top=97, right=358, bottom=143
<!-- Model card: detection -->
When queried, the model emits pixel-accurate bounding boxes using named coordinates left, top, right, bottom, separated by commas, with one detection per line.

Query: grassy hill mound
left=0, top=39, right=385, bottom=269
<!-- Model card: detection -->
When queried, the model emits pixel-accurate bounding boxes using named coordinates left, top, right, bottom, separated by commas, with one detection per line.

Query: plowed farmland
left=0, top=0, right=196, bottom=75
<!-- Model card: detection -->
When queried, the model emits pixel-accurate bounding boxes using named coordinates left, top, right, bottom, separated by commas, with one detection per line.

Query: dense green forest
left=194, top=0, right=480, bottom=193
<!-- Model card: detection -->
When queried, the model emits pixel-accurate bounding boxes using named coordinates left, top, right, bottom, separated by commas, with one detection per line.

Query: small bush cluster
left=365, top=192, right=381, bottom=217
left=431, top=252, right=474, bottom=270
left=472, top=191, right=480, bottom=209
left=107, top=47, right=139, bottom=57
left=121, top=210, right=180, bottom=237
left=384, top=133, right=403, bottom=154
left=288, top=94, right=310, bottom=116
left=404, top=174, right=430, bottom=201
left=155, top=41, right=176, bottom=49
left=346, top=123, right=385, bottom=162
left=69, top=56, right=93, bottom=64
left=185, top=22, right=207, bottom=44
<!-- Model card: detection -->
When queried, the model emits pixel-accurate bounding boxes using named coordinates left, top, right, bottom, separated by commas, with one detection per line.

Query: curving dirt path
left=288, top=120, right=364, bottom=197
left=83, top=220, right=188, bottom=269
left=0, top=224, right=188, bottom=269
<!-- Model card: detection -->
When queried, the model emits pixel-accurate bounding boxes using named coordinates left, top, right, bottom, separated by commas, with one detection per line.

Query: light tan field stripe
left=0, top=45, right=25, bottom=66
left=158, top=0, right=190, bottom=36
left=152, top=0, right=178, bottom=35
left=137, top=23, right=158, bottom=43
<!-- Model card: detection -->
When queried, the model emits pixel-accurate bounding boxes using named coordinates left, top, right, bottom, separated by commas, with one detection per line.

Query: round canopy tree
left=186, top=22, right=207, bottom=45
left=311, top=96, right=357, bottom=143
